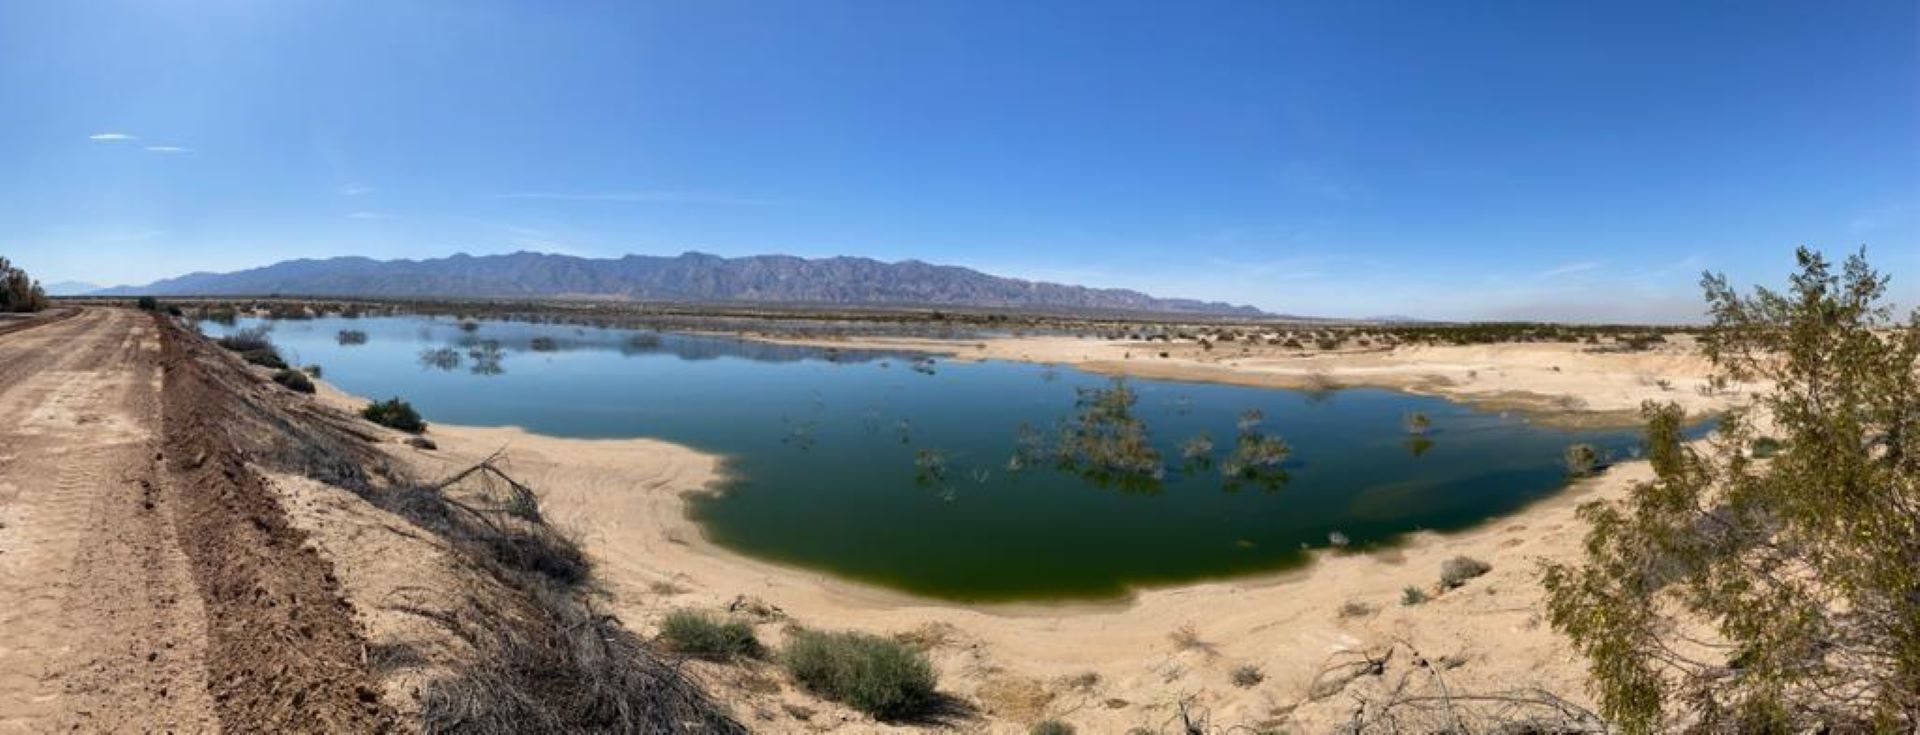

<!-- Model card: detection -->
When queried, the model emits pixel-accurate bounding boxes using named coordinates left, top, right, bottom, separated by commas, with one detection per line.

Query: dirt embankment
left=154, top=312, right=741, bottom=731
left=156, top=313, right=396, bottom=730
left=0, top=308, right=394, bottom=731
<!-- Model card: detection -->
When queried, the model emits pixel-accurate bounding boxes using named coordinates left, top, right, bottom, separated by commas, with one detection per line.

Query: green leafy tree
left=0, top=256, right=50, bottom=313
left=1542, top=247, right=1919, bottom=732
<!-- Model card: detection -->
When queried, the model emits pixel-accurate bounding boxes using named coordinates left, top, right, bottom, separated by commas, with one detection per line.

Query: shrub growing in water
left=1403, top=410, right=1431, bottom=435
left=336, top=329, right=369, bottom=346
left=1053, top=379, right=1164, bottom=490
left=781, top=628, right=936, bottom=720
left=361, top=397, right=427, bottom=434
left=659, top=609, right=759, bottom=659
left=271, top=369, right=315, bottom=394
left=1563, top=443, right=1600, bottom=477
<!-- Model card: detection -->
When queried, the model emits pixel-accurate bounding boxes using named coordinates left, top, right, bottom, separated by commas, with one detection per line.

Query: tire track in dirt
left=0, top=309, right=217, bottom=732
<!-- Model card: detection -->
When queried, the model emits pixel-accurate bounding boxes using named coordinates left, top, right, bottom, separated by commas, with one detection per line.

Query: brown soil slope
left=0, top=308, right=393, bottom=732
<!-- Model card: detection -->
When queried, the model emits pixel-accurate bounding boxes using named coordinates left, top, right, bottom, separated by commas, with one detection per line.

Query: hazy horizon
left=3, top=1, right=1915, bottom=322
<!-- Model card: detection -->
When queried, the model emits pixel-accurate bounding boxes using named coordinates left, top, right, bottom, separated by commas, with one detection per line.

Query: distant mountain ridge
left=43, top=281, right=101, bottom=296
left=96, top=251, right=1267, bottom=317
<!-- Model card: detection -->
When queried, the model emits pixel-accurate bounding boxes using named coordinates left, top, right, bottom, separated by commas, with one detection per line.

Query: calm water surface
left=207, top=315, right=1676, bottom=601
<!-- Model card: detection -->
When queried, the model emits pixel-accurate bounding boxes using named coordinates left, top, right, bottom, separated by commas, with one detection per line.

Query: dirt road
left=0, top=308, right=217, bottom=731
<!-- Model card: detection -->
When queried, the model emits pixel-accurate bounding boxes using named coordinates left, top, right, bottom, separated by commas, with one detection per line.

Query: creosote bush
left=271, top=368, right=315, bottom=394
left=1542, top=247, right=1919, bottom=732
left=1230, top=664, right=1265, bottom=688
left=781, top=628, right=937, bottom=720
left=215, top=326, right=289, bottom=369
left=361, top=397, right=427, bottom=434
left=1438, top=555, right=1491, bottom=588
left=660, top=609, right=759, bottom=659
left=1400, top=586, right=1428, bottom=606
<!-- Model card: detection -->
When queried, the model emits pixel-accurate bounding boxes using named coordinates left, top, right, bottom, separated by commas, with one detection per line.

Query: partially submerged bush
left=361, top=397, right=427, bottom=434
left=271, top=369, right=315, bottom=394
left=336, top=329, right=369, bottom=345
left=1439, top=555, right=1491, bottom=588
left=660, top=609, right=759, bottom=659
left=781, top=629, right=937, bottom=720
left=1403, top=410, right=1431, bottom=435
left=1053, top=379, right=1164, bottom=490
left=1563, top=442, right=1600, bottom=477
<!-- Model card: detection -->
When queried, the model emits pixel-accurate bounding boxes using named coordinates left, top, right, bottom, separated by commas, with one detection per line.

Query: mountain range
left=94, top=251, right=1267, bottom=317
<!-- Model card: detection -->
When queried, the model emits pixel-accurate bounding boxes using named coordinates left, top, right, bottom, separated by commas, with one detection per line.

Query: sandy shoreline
left=294, top=331, right=1746, bottom=732
left=731, top=331, right=1735, bottom=429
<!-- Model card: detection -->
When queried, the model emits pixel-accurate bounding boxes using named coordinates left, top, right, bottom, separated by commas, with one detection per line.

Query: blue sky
left=2, top=1, right=1914, bottom=321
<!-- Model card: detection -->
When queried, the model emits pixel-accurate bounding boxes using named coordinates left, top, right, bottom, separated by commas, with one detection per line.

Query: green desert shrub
left=361, top=397, right=427, bottom=434
left=0, top=257, right=50, bottom=313
left=271, top=369, right=315, bottom=394
left=1543, top=248, right=1920, bottom=732
left=659, top=609, right=759, bottom=659
left=1030, top=720, right=1075, bottom=735
left=781, top=628, right=936, bottom=720
left=136, top=295, right=159, bottom=312
left=216, top=326, right=273, bottom=352
left=1400, top=586, right=1428, bottom=606
left=1230, top=664, right=1265, bottom=688
left=1750, top=436, right=1784, bottom=458
left=1439, top=555, right=1491, bottom=588
left=216, top=326, right=289, bottom=369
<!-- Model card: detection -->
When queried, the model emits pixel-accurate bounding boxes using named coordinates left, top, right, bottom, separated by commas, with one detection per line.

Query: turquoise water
left=207, top=316, right=1676, bottom=602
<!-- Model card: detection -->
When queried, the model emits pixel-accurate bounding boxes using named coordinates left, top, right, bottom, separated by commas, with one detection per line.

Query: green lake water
left=204, top=315, right=1682, bottom=602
